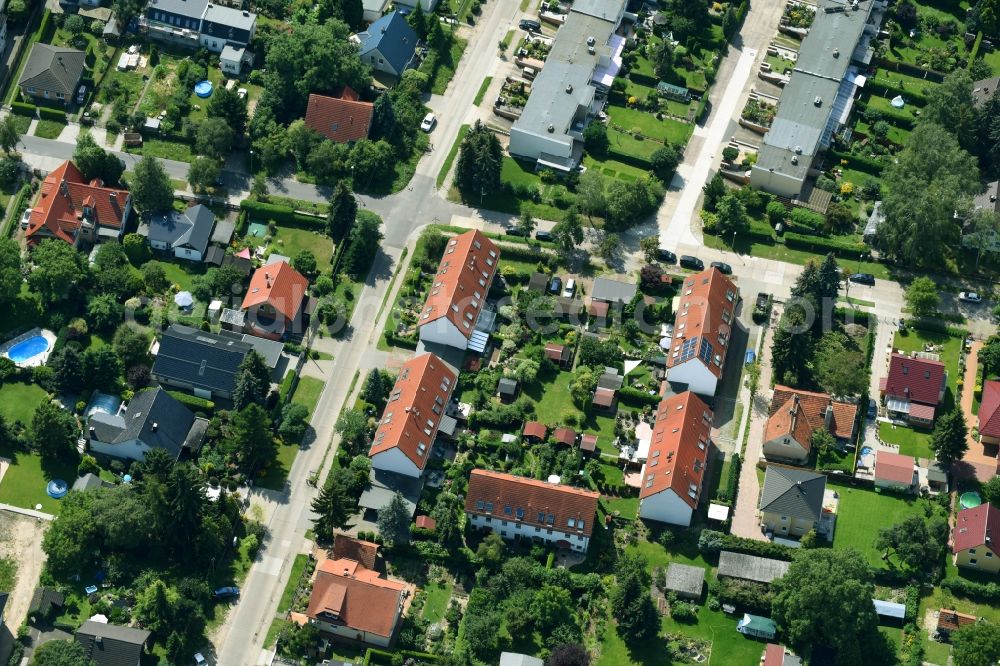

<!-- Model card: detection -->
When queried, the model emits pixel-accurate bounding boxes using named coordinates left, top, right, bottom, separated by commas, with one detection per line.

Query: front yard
left=878, top=421, right=934, bottom=459
left=831, top=482, right=931, bottom=568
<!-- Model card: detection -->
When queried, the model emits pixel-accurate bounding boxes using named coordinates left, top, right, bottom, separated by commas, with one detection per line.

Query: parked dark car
left=848, top=272, right=875, bottom=286
left=548, top=276, right=563, bottom=294
left=212, top=587, right=239, bottom=600
left=519, top=18, right=541, bottom=31
left=535, top=230, right=553, bottom=242
left=679, top=255, right=704, bottom=270
left=657, top=248, right=677, bottom=264
left=867, top=399, right=877, bottom=419
left=710, top=261, right=733, bottom=275
left=506, top=227, right=529, bottom=237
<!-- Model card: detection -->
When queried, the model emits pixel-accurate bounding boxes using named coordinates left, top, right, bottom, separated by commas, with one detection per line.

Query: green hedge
left=166, top=390, right=215, bottom=415
left=10, top=102, right=36, bottom=117
left=364, top=648, right=440, bottom=665
left=940, top=576, right=1000, bottom=602
left=783, top=231, right=867, bottom=258
left=37, top=106, right=66, bottom=122
left=608, top=148, right=653, bottom=171
left=2, top=183, right=30, bottom=239
left=239, top=200, right=326, bottom=229
left=970, top=31, right=985, bottom=68
left=718, top=533, right=794, bottom=561
left=34, top=9, right=53, bottom=42
left=828, top=149, right=886, bottom=176
left=384, top=331, right=418, bottom=350
left=629, top=72, right=659, bottom=88
left=716, top=452, right=741, bottom=503
left=617, top=386, right=661, bottom=407
left=868, top=79, right=931, bottom=107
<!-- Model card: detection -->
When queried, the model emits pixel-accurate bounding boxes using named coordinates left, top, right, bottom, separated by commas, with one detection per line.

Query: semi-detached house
left=142, top=0, right=257, bottom=53
left=665, top=267, right=739, bottom=397
left=465, top=469, right=600, bottom=553
left=368, top=353, right=457, bottom=478
left=417, top=230, right=500, bottom=352
left=637, top=391, right=713, bottom=527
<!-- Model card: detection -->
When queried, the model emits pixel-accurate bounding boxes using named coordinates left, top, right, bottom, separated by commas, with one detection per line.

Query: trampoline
left=961, top=492, right=982, bottom=509
left=46, top=479, right=68, bottom=499
left=194, top=80, right=214, bottom=98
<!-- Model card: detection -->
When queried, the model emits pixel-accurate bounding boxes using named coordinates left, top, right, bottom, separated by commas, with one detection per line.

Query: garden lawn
left=831, top=483, right=928, bottom=567
left=607, top=104, right=694, bottom=145
left=277, top=553, right=310, bottom=614
left=421, top=580, right=453, bottom=623
left=0, top=382, right=48, bottom=424
left=270, top=226, right=334, bottom=267
left=659, top=606, right=769, bottom=665
left=151, top=259, right=207, bottom=292
left=258, top=436, right=297, bottom=491
left=0, top=449, right=79, bottom=514
left=703, top=234, right=894, bottom=279
left=133, top=138, right=194, bottom=163
left=422, top=36, right=468, bottom=95
left=33, top=119, right=66, bottom=139
left=291, top=376, right=324, bottom=417
left=878, top=421, right=934, bottom=459
left=923, top=637, right=951, bottom=665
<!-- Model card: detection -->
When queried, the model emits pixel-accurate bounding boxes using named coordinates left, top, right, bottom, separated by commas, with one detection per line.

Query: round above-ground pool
left=194, top=80, right=214, bottom=98
left=6, top=335, right=49, bottom=364
left=961, top=491, right=983, bottom=509
left=46, top=479, right=68, bottom=499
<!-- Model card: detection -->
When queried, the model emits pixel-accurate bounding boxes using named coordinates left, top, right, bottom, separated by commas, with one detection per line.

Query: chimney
left=89, top=426, right=95, bottom=437
left=59, top=179, right=69, bottom=198
left=151, top=422, right=158, bottom=432
left=824, top=405, right=833, bottom=429
left=95, top=636, right=102, bottom=645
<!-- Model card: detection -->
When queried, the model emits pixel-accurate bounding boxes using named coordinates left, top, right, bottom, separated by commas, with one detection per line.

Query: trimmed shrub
left=166, top=390, right=215, bottom=415
left=618, top=386, right=661, bottom=407
left=10, top=102, right=36, bottom=117
left=783, top=232, right=867, bottom=258
left=37, top=106, right=66, bottom=122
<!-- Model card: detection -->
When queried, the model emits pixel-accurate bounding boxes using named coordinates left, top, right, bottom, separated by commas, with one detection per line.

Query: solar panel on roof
left=678, top=337, right=698, bottom=362
left=698, top=338, right=714, bottom=365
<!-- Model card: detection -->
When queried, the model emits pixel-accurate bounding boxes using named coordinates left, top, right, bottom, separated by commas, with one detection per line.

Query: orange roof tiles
left=544, top=343, right=567, bottom=362
left=580, top=433, right=598, bottom=452
left=332, top=534, right=379, bottom=570
left=419, top=230, right=500, bottom=340
left=553, top=427, right=576, bottom=446
left=369, top=353, right=457, bottom=472
left=640, top=392, right=713, bottom=510
left=304, top=88, right=374, bottom=144
left=27, top=160, right=130, bottom=244
left=666, top=268, right=739, bottom=379
left=938, top=609, right=978, bottom=632
left=953, top=503, right=1000, bottom=553
left=415, top=515, right=436, bottom=530
left=765, top=386, right=858, bottom=453
left=593, top=386, right=616, bottom=407
left=307, top=557, right=405, bottom=639
left=523, top=421, right=547, bottom=439
left=465, top=469, right=599, bottom=537
left=980, top=380, right=1000, bottom=438
left=241, top=261, right=309, bottom=322
left=874, top=450, right=916, bottom=485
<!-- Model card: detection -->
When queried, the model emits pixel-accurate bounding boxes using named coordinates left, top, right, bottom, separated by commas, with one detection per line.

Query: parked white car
left=420, top=113, right=437, bottom=132
left=19, top=208, right=31, bottom=229
left=959, top=291, right=983, bottom=303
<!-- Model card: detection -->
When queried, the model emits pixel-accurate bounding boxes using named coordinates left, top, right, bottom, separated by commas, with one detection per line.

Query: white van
left=562, top=278, right=576, bottom=298
left=522, top=67, right=537, bottom=80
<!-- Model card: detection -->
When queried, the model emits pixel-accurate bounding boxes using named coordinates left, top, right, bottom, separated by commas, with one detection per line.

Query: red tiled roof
left=593, top=386, right=616, bottom=407
left=980, top=380, right=1000, bottom=438
left=241, top=261, right=309, bottom=322
left=666, top=268, right=739, bottom=379
left=764, top=644, right=786, bottom=666
left=588, top=300, right=609, bottom=317
left=882, top=353, right=946, bottom=407
left=764, top=386, right=857, bottom=453
left=304, top=88, right=373, bottom=143
left=953, top=503, right=1000, bottom=553
left=419, top=230, right=500, bottom=340
left=465, top=469, right=599, bottom=537
left=369, top=353, right=457, bottom=472
left=938, top=609, right=978, bottom=632
left=332, top=534, right=378, bottom=570
left=553, top=427, right=576, bottom=446
left=640, top=391, right=712, bottom=510
left=909, top=403, right=936, bottom=421
left=544, top=343, right=566, bottom=361
left=874, top=450, right=915, bottom=485
left=415, top=515, right=436, bottom=530
left=580, top=433, right=597, bottom=452
left=523, top=421, right=547, bottom=439
left=307, top=558, right=405, bottom=639
left=27, top=160, right=129, bottom=244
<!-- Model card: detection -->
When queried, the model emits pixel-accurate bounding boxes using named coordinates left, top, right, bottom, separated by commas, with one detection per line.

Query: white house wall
left=174, top=246, right=203, bottom=262
left=370, top=447, right=421, bottom=478
left=418, top=318, right=469, bottom=350
left=467, top=512, right=591, bottom=552
left=638, top=489, right=694, bottom=526
left=762, top=436, right=809, bottom=464
left=309, top=619, right=392, bottom=648
left=90, top=438, right=153, bottom=462
left=666, top=359, right=718, bottom=397
left=508, top=126, right=573, bottom=163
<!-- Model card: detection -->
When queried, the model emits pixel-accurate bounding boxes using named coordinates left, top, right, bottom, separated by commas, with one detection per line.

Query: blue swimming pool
left=86, top=391, right=121, bottom=419
left=7, top=335, right=49, bottom=363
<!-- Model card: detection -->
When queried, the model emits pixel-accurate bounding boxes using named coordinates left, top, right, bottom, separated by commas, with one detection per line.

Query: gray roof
left=19, top=43, right=86, bottom=96
left=29, top=587, right=64, bottom=616
left=863, top=200, right=884, bottom=238
left=152, top=324, right=252, bottom=395
left=217, top=330, right=283, bottom=369
left=0, top=592, right=8, bottom=618
left=873, top=599, right=905, bottom=619
left=571, top=0, right=623, bottom=20
left=220, top=308, right=247, bottom=327
left=499, top=654, right=544, bottom=666
left=203, top=3, right=255, bottom=31
left=147, top=204, right=214, bottom=255
left=528, top=272, right=548, bottom=292
left=358, top=11, right=417, bottom=74
left=663, top=563, right=705, bottom=597
left=205, top=245, right=225, bottom=266
left=147, top=0, right=209, bottom=20
left=926, top=462, right=948, bottom=483
left=512, top=3, right=624, bottom=153
left=211, top=217, right=235, bottom=245
left=754, top=0, right=880, bottom=187
left=717, top=551, right=791, bottom=583
left=90, top=388, right=203, bottom=459
left=498, top=378, right=518, bottom=395
left=76, top=620, right=151, bottom=666
left=358, top=469, right=422, bottom=517
left=597, top=369, right=623, bottom=390
left=220, top=44, right=244, bottom=62
left=591, top=276, right=637, bottom=303
left=759, top=465, right=826, bottom=522
left=72, top=473, right=110, bottom=492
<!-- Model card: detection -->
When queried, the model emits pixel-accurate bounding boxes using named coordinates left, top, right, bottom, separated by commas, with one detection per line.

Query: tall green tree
left=133, top=579, right=178, bottom=639
left=771, top=308, right=813, bottom=386
left=48, top=346, right=85, bottom=393
left=575, top=170, right=606, bottom=220
left=83, top=346, right=123, bottom=391
left=163, top=463, right=206, bottom=553
left=922, top=69, right=977, bottom=152
left=702, top=173, right=727, bottom=213
left=771, top=549, right=882, bottom=662
left=980, top=335, right=1000, bottom=377
left=0, top=114, right=21, bottom=153
left=311, top=473, right=355, bottom=539
left=930, top=408, right=969, bottom=467
left=952, top=619, right=1000, bottom=666
left=341, top=213, right=382, bottom=279
left=455, top=121, right=502, bottom=200
left=376, top=491, right=411, bottom=547
left=30, top=639, right=96, bottom=666
left=610, top=552, right=657, bottom=639
left=0, top=237, right=22, bottom=307
left=879, top=123, right=979, bottom=266
left=130, top=156, right=174, bottom=215
left=73, top=131, right=125, bottom=184
left=187, top=156, right=221, bottom=193
left=904, top=276, right=940, bottom=317
left=206, top=84, right=248, bottom=136
left=813, top=331, right=866, bottom=397
left=113, top=323, right=151, bottom=368
left=227, top=404, right=276, bottom=474
left=817, top=253, right=841, bottom=303
left=232, top=351, right=270, bottom=411
left=32, top=401, right=77, bottom=459
left=370, top=93, right=400, bottom=144
left=875, top=514, right=948, bottom=578
left=195, top=118, right=234, bottom=158
left=334, top=408, right=369, bottom=455
left=27, top=240, right=86, bottom=305
left=714, top=192, right=749, bottom=237
left=326, top=180, right=358, bottom=242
